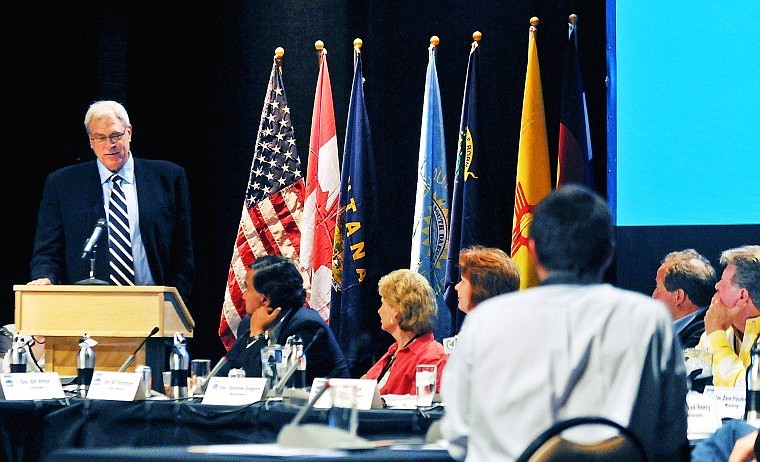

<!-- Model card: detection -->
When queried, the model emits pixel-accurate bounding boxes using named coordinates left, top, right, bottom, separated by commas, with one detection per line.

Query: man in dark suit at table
left=27, top=100, right=194, bottom=303
left=652, top=248, right=716, bottom=348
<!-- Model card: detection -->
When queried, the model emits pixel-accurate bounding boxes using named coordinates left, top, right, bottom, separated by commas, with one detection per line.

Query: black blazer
left=29, top=157, right=195, bottom=302
left=677, top=307, right=708, bottom=349
left=223, top=307, right=350, bottom=384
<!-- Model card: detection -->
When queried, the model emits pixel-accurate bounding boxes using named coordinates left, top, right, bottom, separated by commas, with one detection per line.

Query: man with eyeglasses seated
left=28, top=100, right=194, bottom=305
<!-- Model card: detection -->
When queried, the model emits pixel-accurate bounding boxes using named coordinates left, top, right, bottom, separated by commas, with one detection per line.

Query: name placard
left=704, top=385, right=746, bottom=419
left=202, top=377, right=267, bottom=405
left=0, top=372, right=65, bottom=400
left=309, top=378, right=379, bottom=410
left=687, top=391, right=722, bottom=438
left=86, top=371, right=140, bottom=401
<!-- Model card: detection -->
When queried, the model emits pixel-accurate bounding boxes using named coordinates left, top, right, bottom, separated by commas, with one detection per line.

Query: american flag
left=218, top=54, right=306, bottom=350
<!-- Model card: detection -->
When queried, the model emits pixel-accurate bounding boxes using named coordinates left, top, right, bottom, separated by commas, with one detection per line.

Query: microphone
left=198, top=355, right=228, bottom=393
left=81, top=218, right=106, bottom=260
left=271, top=329, right=325, bottom=396
left=276, top=371, right=372, bottom=450
left=118, top=326, right=159, bottom=372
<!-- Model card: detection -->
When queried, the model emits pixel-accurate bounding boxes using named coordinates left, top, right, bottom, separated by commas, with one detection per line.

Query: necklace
left=378, top=334, right=421, bottom=380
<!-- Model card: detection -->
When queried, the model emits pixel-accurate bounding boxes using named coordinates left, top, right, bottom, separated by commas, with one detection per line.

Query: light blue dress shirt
left=97, top=155, right=155, bottom=286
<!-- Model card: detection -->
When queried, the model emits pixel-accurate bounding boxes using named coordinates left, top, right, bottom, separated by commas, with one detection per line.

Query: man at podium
left=26, top=100, right=194, bottom=302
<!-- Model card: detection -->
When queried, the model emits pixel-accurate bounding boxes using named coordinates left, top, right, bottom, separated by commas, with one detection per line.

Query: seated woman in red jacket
left=363, top=269, right=447, bottom=395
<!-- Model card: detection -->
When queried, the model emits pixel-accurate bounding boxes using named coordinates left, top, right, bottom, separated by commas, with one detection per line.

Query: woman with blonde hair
left=363, top=269, right=447, bottom=395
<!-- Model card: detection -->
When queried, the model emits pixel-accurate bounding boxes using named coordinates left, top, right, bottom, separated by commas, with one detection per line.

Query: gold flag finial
left=353, top=38, right=363, bottom=50
left=473, top=31, right=482, bottom=42
left=315, top=40, right=324, bottom=51
left=274, top=47, right=284, bottom=59
left=430, top=36, right=440, bottom=47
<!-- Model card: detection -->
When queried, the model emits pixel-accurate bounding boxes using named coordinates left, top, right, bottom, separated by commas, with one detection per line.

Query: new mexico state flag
left=511, top=18, right=551, bottom=290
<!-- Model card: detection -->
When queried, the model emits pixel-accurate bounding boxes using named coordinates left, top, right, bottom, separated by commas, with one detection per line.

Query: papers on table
left=381, top=394, right=418, bottom=409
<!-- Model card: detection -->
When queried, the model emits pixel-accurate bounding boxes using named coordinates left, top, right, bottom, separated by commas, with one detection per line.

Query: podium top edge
left=14, top=285, right=176, bottom=293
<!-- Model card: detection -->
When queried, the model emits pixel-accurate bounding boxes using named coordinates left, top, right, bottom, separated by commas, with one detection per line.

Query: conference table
left=49, top=445, right=454, bottom=461
left=0, top=396, right=452, bottom=462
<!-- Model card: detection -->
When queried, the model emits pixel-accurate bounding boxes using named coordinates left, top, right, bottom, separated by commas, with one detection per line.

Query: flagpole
left=275, top=46, right=284, bottom=75
left=569, top=13, right=577, bottom=39
left=315, top=40, right=324, bottom=66
left=472, top=30, right=482, bottom=50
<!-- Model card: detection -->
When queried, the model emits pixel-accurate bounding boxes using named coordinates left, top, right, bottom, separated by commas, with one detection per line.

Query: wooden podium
left=13, top=285, right=194, bottom=391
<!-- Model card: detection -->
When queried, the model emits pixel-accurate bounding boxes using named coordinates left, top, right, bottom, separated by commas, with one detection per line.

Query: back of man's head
left=530, top=185, right=613, bottom=279
left=661, top=249, right=716, bottom=307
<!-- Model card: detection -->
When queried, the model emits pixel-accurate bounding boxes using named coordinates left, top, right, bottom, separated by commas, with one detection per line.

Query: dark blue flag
left=443, top=37, right=486, bottom=335
left=557, top=14, right=594, bottom=189
left=330, top=43, right=381, bottom=376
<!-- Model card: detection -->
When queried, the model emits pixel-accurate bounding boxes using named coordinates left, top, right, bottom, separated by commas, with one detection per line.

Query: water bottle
left=286, top=335, right=306, bottom=389
left=169, top=333, right=190, bottom=399
left=744, top=337, right=760, bottom=425
left=77, top=333, right=96, bottom=397
left=9, top=334, right=27, bottom=373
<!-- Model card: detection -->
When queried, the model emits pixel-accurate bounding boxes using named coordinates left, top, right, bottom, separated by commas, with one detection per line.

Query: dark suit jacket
left=29, top=157, right=194, bottom=302
left=222, top=307, right=350, bottom=384
left=676, top=306, right=708, bottom=349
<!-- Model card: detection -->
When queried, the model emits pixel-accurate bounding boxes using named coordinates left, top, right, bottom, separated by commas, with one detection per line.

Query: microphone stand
left=75, top=247, right=109, bottom=285
left=276, top=379, right=371, bottom=450
left=118, top=327, right=160, bottom=372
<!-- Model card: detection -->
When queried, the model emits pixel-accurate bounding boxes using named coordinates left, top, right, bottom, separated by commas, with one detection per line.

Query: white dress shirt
left=440, top=280, right=688, bottom=461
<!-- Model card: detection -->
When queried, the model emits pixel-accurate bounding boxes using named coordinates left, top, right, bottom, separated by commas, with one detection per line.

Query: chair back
left=515, top=416, right=648, bottom=462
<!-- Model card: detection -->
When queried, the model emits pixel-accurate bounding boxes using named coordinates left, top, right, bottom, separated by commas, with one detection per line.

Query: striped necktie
left=108, top=174, right=135, bottom=285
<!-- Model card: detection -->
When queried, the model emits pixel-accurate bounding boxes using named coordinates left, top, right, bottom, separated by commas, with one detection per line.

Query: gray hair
left=84, top=100, right=130, bottom=133
left=720, top=245, right=760, bottom=306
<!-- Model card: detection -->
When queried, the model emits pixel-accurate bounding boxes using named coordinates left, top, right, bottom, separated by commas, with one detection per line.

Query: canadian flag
left=301, top=47, right=340, bottom=321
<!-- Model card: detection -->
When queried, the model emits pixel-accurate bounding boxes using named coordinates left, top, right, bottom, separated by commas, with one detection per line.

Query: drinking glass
left=162, top=371, right=172, bottom=398
left=416, top=364, right=437, bottom=407
left=189, top=359, right=211, bottom=395
left=684, top=348, right=712, bottom=378
left=260, top=344, right=289, bottom=391
left=327, top=381, right=358, bottom=436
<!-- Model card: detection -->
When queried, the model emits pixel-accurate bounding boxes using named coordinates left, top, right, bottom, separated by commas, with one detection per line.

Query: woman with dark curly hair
left=363, top=269, right=447, bottom=395
left=220, top=255, right=349, bottom=383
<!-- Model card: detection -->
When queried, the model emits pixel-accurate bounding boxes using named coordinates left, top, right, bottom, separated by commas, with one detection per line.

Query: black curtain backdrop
left=1, top=1, right=607, bottom=366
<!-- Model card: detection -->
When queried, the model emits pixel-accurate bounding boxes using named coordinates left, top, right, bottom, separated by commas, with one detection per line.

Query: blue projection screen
left=610, top=2, right=760, bottom=226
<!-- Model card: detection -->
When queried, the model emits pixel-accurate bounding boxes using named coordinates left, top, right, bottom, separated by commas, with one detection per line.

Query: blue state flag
left=443, top=37, right=485, bottom=334
left=330, top=43, right=381, bottom=376
left=410, top=40, right=451, bottom=340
